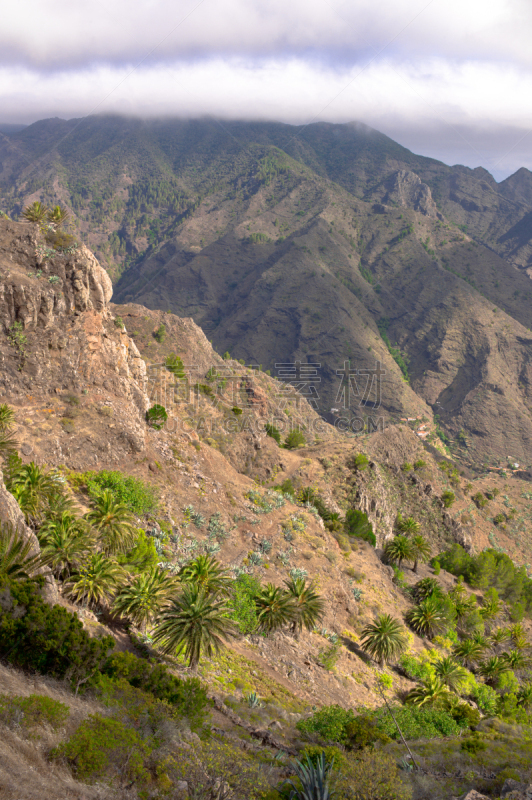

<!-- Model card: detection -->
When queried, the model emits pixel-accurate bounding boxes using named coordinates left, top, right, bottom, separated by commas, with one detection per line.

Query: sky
left=2, top=0, right=532, bottom=180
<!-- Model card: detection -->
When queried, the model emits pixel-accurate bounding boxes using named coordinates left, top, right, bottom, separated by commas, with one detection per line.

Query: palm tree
left=453, top=638, right=486, bottom=670
left=397, top=516, right=420, bottom=535
left=66, top=553, right=124, bottom=606
left=406, top=675, right=450, bottom=707
left=153, top=584, right=236, bottom=670
left=517, top=683, right=532, bottom=710
left=410, top=535, right=431, bottom=573
left=413, top=577, right=442, bottom=603
left=360, top=614, right=407, bottom=666
left=434, top=657, right=469, bottom=692
left=255, top=584, right=296, bottom=633
left=0, top=522, right=41, bottom=582
left=454, top=598, right=483, bottom=637
left=85, top=490, right=135, bottom=555
left=179, top=554, right=232, bottom=597
left=489, top=627, right=511, bottom=652
left=113, top=567, right=176, bottom=632
left=509, top=623, right=529, bottom=650
left=478, top=656, right=510, bottom=687
left=39, top=514, right=95, bottom=580
left=480, top=590, right=501, bottom=624
left=384, top=535, right=413, bottom=569
left=10, top=462, right=57, bottom=525
left=284, top=577, right=325, bottom=635
left=502, top=649, right=530, bottom=674
left=47, top=205, right=70, bottom=228
left=0, top=404, right=15, bottom=432
left=21, top=201, right=49, bottom=224
left=406, top=597, right=450, bottom=638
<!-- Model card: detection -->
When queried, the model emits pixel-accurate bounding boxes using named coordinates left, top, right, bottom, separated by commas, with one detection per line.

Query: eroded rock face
left=381, top=170, right=443, bottom=219
left=0, top=219, right=149, bottom=465
left=0, top=466, right=57, bottom=603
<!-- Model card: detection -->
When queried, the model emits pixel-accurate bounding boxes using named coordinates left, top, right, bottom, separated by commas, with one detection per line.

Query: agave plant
left=246, top=691, right=262, bottom=708
left=283, top=752, right=336, bottom=800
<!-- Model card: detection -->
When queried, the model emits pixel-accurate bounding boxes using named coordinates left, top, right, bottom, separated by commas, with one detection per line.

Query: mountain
left=4, top=217, right=532, bottom=800
left=2, top=116, right=532, bottom=465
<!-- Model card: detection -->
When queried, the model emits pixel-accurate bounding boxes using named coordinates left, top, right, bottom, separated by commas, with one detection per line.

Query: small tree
left=284, top=577, right=325, bottom=635
left=383, top=535, right=413, bottom=570
left=113, top=567, right=175, bottom=632
left=410, top=535, right=431, bottom=573
left=85, top=490, right=135, bottom=555
left=146, top=404, right=168, bottom=430
left=284, top=430, right=306, bottom=450
left=179, top=555, right=232, bottom=597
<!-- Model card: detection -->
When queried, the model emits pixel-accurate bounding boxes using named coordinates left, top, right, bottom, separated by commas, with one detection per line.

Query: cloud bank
left=1, top=0, right=531, bottom=179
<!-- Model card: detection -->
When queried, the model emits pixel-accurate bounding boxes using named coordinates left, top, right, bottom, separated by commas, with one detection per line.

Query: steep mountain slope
left=2, top=117, right=532, bottom=464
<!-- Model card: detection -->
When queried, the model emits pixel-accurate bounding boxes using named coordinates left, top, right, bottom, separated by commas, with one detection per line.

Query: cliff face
left=0, top=219, right=149, bottom=466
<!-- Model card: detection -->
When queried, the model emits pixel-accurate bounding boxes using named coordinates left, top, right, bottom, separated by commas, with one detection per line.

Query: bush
left=84, top=470, right=158, bottom=515
left=232, top=406, right=243, bottom=416
left=413, top=459, right=426, bottom=470
left=345, top=714, right=392, bottom=749
left=227, top=573, right=261, bottom=634
left=114, top=316, right=125, bottom=330
left=146, top=403, right=168, bottom=430
left=350, top=453, right=369, bottom=471
left=0, top=693, right=69, bottom=730
left=154, top=324, right=166, bottom=343
left=461, top=734, right=487, bottom=754
left=372, top=704, right=466, bottom=740
left=285, top=430, right=306, bottom=449
left=441, top=491, right=456, bottom=508
left=473, top=491, right=488, bottom=508
left=297, top=704, right=356, bottom=744
left=344, top=509, right=376, bottom=547
left=335, top=750, right=413, bottom=800
left=265, top=423, right=281, bottom=445
left=101, top=652, right=209, bottom=731
left=0, top=579, right=114, bottom=686
left=52, top=713, right=151, bottom=783
left=471, top=683, right=499, bottom=715
left=165, top=352, right=185, bottom=378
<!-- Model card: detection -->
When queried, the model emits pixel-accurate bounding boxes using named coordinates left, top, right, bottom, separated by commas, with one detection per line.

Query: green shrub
left=345, top=714, right=392, bottom=749
left=265, top=423, right=281, bottom=445
left=401, top=462, right=412, bottom=472
left=154, top=324, right=166, bottom=343
left=344, top=509, right=376, bottom=547
left=0, top=579, right=114, bottom=685
left=473, top=491, right=488, bottom=508
left=335, top=750, right=413, bottom=800
left=232, top=406, right=243, bottom=416
left=284, top=430, right=306, bottom=449
left=413, top=459, right=426, bottom=470
left=165, top=353, right=185, bottom=378
left=493, top=513, right=505, bottom=525
left=146, top=403, right=168, bottom=430
left=471, top=683, right=499, bottom=715
left=101, top=652, right=209, bottom=731
left=84, top=470, right=158, bottom=515
left=227, top=573, right=261, bottom=634
left=349, top=453, right=369, bottom=471
left=114, top=316, right=124, bottom=330
left=319, top=641, right=341, bottom=671
left=118, top=529, right=159, bottom=572
left=372, top=704, right=466, bottom=740
left=441, top=491, right=456, bottom=508
left=0, top=693, right=69, bottom=730
left=297, top=704, right=356, bottom=743
left=433, top=561, right=441, bottom=575
left=461, top=734, right=487, bottom=754
left=52, top=714, right=151, bottom=783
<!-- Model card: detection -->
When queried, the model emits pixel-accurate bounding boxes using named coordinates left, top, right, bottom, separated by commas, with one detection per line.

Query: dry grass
left=0, top=663, right=114, bottom=800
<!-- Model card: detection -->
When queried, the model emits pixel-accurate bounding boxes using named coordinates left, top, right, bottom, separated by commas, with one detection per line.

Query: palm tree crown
left=406, top=596, right=450, bottom=639
left=179, top=554, right=232, bottom=596
left=86, top=490, right=135, bottom=555
left=360, top=613, right=407, bottom=665
left=254, top=583, right=296, bottom=633
left=284, top=577, right=325, bottom=635
left=384, top=535, right=412, bottom=569
left=410, top=535, right=431, bottom=573
left=153, top=584, right=235, bottom=669
left=0, top=522, right=41, bottom=582
left=66, top=553, right=124, bottom=606
left=114, top=567, right=175, bottom=632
